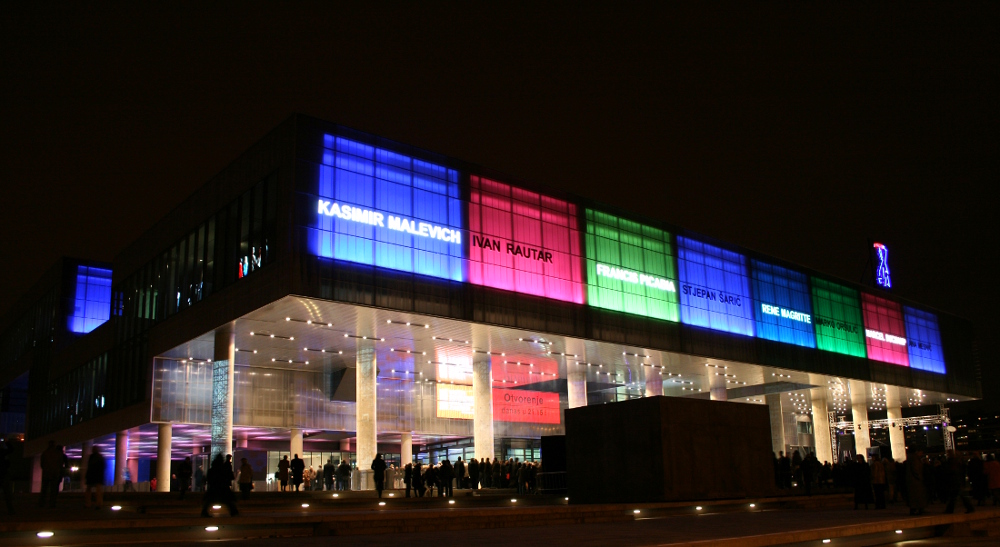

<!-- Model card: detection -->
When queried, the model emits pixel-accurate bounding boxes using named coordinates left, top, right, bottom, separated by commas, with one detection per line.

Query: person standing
left=906, top=449, right=928, bottom=515
left=201, top=454, right=238, bottom=517
left=870, top=454, right=887, bottom=509
left=468, top=457, right=480, bottom=490
left=194, top=464, right=204, bottom=492
left=84, top=446, right=106, bottom=509
left=0, top=439, right=14, bottom=515
left=413, top=462, right=425, bottom=497
left=403, top=463, right=413, bottom=497
left=943, top=450, right=974, bottom=514
left=968, top=453, right=987, bottom=506
left=455, top=457, right=465, bottom=490
left=323, top=458, right=335, bottom=491
left=336, top=459, right=351, bottom=491
left=178, top=457, right=193, bottom=500
left=290, top=454, right=305, bottom=492
left=237, top=458, right=254, bottom=500
left=983, top=454, right=1000, bottom=506
left=371, top=454, right=387, bottom=498
left=439, top=458, right=454, bottom=497
left=39, top=441, right=65, bottom=508
left=852, top=455, right=873, bottom=510
left=278, top=455, right=290, bottom=492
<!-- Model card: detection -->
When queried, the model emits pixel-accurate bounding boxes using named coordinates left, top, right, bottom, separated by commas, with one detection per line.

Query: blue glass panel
left=676, top=237, right=754, bottom=336
left=310, top=136, right=465, bottom=281
left=903, top=306, right=946, bottom=374
left=751, top=260, right=816, bottom=348
left=68, top=265, right=113, bottom=334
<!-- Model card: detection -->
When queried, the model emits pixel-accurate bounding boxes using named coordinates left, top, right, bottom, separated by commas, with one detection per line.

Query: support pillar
left=211, top=326, right=235, bottom=459
left=887, top=406, right=906, bottom=462
left=400, top=432, right=413, bottom=465
left=472, top=354, right=494, bottom=460
left=852, top=402, right=871, bottom=458
left=811, top=394, right=833, bottom=464
left=766, top=394, right=785, bottom=456
left=115, top=430, right=129, bottom=486
left=290, top=428, right=303, bottom=459
left=567, top=370, right=587, bottom=409
left=644, top=366, right=663, bottom=397
left=339, top=439, right=351, bottom=453
left=355, top=339, right=377, bottom=490
left=80, top=440, right=94, bottom=491
left=156, top=423, right=172, bottom=493
left=710, top=386, right=727, bottom=401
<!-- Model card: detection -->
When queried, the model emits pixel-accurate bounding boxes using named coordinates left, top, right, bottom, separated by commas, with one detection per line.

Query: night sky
left=2, top=4, right=997, bottom=403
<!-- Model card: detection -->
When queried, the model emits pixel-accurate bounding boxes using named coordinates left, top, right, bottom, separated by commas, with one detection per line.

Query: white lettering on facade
left=595, top=263, right=676, bottom=292
left=318, top=199, right=460, bottom=244
left=866, top=328, right=907, bottom=346
left=761, top=303, right=811, bottom=324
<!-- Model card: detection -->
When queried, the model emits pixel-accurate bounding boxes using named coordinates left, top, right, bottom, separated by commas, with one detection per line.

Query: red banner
left=492, top=388, right=561, bottom=424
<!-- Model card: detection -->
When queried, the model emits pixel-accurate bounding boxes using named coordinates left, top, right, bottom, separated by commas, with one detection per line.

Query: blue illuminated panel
left=68, top=265, right=112, bottom=333
left=903, top=306, right=946, bottom=374
left=677, top=237, right=754, bottom=337
left=751, top=260, right=816, bottom=348
left=308, top=135, right=464, bottom=281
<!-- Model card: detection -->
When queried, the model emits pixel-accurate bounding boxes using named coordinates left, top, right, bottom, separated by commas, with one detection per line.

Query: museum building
left=0, top=115, right=980, bottom=491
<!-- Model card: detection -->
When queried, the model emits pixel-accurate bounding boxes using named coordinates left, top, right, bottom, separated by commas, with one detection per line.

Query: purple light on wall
left=68, top=265, right=113, bottom=333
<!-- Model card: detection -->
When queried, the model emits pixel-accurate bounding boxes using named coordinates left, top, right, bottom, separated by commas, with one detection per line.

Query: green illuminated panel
left=585, top=209, right=679, bottom=322
left=810, top=277, right=867, bottom=358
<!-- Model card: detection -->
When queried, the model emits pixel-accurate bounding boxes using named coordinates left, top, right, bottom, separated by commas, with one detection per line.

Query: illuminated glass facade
left=676, top=236, right=755, bottom=336
left=584, top=209, right=679, bottom=322
left=751, top=260, right=815, bottom=348
left=68, top=265, right=112, bottom=334
left=308, top=135, right=464, bottom=281
left=861, top=293, right=910, bottom=366
left=468, top=176, right=583, bottom=303
left=904, top=306, right=946, bottom=374
left=810, top=278, right=867, bottom=358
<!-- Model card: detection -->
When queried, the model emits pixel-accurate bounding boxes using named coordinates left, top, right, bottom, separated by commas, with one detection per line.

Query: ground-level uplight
left=389, top=493, right=395, bottom=497
left=633, top=509, right=641, bottom=514
left=111, top=505, right=122, bottom=511
left=695, top=506, right=703, bottom=511
left=212, top=504, right=221, bottom=509
left=448, top=500, right=455, bottom=504
left=378, top=501, right=386, bottom=506
left=564, top=497, right=569, bottom=501
left=822, top=540, right=831, bottom=544
left=332, top=493, right=339, bottom=497
left=749, top=503, right=755, bottom=508
left=205, top=526, right=219, bottom=532
left=301, top=503, right=310, bottom=508
left=896, top=530, right=903, bottom=534
left=37, top=532, right=54, bottom=538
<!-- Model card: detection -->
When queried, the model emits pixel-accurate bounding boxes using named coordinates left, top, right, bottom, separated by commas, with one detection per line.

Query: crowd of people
left=398, top=456, right=541, bottom=497
left=774, top=448, right=1000, bottom=513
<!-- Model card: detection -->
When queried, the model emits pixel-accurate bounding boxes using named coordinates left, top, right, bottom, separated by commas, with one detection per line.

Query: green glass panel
left=584, top=208, right=679, bottom=322
left=810, top=277, right=867, bottom=358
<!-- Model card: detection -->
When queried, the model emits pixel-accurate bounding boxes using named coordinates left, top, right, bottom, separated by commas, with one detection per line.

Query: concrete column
left=290, top=428, right=304, bottom=459
left=472, top=354, right=495, bottom=460
left=211, top=326, right=235, bottom=459
left=339, top=439, right=351, bottom=452
left=156, top=423, right=172, bottom=493
left=886, top=406, right=906, bottom=462
left=710, top=386, right=728, bottom=401
left=644, top=366, right=663, bottom=397
left=852, top=402, right=871, bottom=458
left=400, top=432, right=413, bottom=465
left=115, top=430, right=129, bottom=486
left=80, top=440, right=94, bottom=490
left=811, top=395, right=833, bottom=464
left=567, top=370, right=587, bottom=408
left=355, top=339, right=377, bottom=490
left=766, top=393, right=785, bottom=456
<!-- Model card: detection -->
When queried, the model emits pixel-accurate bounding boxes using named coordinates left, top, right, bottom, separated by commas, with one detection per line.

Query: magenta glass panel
left=861, top=293, right=910, bottom=366
left=468, top=176, right=584, bottom=303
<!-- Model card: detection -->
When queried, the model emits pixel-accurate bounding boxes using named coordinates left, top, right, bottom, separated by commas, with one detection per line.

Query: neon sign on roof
left=874, top=242, right=891, bottom=289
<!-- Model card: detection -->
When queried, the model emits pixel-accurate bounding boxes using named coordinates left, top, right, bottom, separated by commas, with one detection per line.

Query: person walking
left=278, top=455, right=290, bottom=492
left=290, top=454, right=305, bottom=492
left=323, top=458, right=335, bottom=491
left=237, top=458, right=254, bottom=500
left=39, top=441, right=65, bottom=508
left=201, top=454, right=238, bottom=517
left=178, top=456, right=193, bottom=500
left=84, top=446, right=106, bottom=509
left=371, top=454, right=387, bottom=498
left=870, top=454, right=887, bottom=509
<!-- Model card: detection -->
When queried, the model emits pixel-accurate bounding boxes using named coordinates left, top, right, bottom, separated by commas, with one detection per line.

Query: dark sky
left=2, top=4, right=998, bottom=401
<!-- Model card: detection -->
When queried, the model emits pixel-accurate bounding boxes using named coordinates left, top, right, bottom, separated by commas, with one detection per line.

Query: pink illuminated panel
left=468, top=176, right=584, bottom=303
left=492, top=355, right=559, bottom=387
left=861, top=293, right=910, bottom=366
left=492, top=388, right=561, bottom=424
